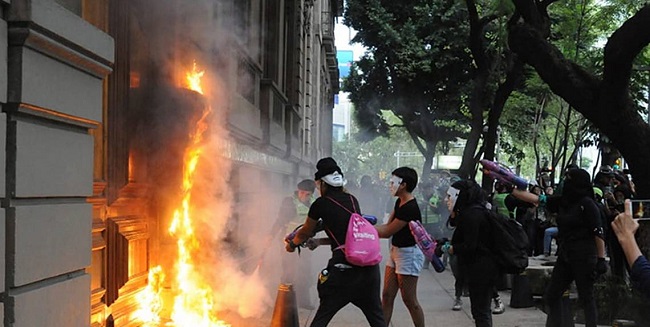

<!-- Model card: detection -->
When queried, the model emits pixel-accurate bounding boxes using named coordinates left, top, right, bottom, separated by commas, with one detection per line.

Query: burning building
left=0, top=0, right=342, bottom=326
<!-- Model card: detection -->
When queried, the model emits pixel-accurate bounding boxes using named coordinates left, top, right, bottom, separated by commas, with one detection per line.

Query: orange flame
left=133, top=62, right=230, bottom=327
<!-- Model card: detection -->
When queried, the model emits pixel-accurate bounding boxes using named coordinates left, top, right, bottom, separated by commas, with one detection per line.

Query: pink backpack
left=326, top=196, right=382, bottom=266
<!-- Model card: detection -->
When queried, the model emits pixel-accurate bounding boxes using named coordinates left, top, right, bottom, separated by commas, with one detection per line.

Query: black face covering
left=562, top=168, right=593, bottom=202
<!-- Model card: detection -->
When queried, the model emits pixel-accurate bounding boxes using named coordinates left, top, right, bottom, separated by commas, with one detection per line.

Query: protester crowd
left=280, top=157, right=648, bottom=327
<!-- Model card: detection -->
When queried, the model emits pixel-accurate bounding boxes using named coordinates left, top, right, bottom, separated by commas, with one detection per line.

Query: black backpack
left=479, top=206, right=529, bottom=274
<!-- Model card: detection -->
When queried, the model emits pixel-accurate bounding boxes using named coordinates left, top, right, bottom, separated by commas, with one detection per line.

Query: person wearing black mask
left=512, top=168, right=606, bottom=327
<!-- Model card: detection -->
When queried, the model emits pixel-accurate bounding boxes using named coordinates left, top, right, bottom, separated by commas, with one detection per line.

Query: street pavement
left=294, top=263, right=547, bottom=327
left=284, top=242, right=549, bottom=327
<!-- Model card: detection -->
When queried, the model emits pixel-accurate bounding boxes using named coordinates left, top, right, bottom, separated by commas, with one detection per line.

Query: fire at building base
left=0, top=0, right=343, bottom=326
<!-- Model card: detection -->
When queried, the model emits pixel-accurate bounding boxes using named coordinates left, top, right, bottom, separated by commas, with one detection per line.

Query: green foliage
left=495, top=0, right=635, bottom=178
left=550, top=1, right=649, bottom=115
left=342, top=0, right=472, bottom=147
left=342, top=0, right=649, bottom=183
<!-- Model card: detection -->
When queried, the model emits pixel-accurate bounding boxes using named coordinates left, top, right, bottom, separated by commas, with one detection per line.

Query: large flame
left=133, top=62, right=230, bottom=327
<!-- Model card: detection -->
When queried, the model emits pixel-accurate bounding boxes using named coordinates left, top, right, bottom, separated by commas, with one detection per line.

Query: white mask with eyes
left=446, top=187, right=460, bottom=211
left=389, top=175, right=403, bottom=196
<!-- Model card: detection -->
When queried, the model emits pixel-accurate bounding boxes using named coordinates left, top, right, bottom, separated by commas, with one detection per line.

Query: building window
left=333, top=124, right=345, bottom=142
left=272, top=96, right=284, bottom=125
left=237, top=61, right=257, bottom=105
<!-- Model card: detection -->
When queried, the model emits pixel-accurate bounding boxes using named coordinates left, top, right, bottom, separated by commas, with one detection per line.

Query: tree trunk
left=421, top=141, right=437, bottom=187
left=509, top=3, right=650, bottom=255
left=481, top=57, right=525, bottom=191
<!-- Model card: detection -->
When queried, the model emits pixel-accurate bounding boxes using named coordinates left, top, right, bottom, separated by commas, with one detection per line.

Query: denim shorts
left=386, top=245, right=424, bottom=276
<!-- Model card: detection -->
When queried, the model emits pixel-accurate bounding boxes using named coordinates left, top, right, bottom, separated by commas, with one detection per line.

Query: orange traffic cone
left=270, top=283, right=299, bottom=327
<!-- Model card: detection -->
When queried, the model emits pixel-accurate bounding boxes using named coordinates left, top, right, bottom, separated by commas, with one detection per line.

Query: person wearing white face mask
left=445, top=186, right=468, bottom=311
left=285, top=157, right=386, bottom=327
left=375, top=167, right=426, bottom=327
left=446, top=179, right=498, bottom=327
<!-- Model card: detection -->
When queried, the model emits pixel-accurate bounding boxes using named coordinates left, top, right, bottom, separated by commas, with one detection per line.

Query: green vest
left=493, top=193, right=514, bottom=218
left=286, top=195, right=311, bottom=234
left=294, top=196, right=311, bottom=217
left=429, top=194, right=439, bottom=207
left=425, top=194, right=440, bottom=223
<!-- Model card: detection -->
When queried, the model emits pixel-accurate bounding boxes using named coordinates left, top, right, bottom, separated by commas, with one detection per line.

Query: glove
left=595, top=257, right=607, bottom=276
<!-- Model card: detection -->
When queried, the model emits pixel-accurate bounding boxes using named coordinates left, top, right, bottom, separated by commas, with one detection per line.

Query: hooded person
left=512, top=168, right=606, bottom=327
left=285, top=157, right=386, bottom=327
left=446, top=179, right=501, bottom=325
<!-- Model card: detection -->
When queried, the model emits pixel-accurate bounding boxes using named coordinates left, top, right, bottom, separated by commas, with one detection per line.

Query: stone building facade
left=0, top=0, right=341, bottom=326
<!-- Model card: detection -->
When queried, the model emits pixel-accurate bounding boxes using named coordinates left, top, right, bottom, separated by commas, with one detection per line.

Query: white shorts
left=386, top=245, right=424, bottom=276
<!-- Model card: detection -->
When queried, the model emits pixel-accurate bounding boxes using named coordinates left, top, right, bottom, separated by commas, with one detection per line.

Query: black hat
left=314, top=157, right=343, bottom=180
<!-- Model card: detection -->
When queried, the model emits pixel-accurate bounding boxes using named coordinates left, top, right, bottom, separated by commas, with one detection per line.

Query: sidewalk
left=296, top=263, right=548, bottom=327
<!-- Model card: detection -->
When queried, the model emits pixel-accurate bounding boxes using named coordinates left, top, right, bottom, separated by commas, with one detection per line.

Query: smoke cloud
left=127, top=0, right=288, bottom=324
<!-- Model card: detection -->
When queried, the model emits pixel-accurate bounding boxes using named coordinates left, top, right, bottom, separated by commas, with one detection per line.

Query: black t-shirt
left=391, top=198, right=421, bottom=247
left=308, top=190, right=361, bottom=261
left=545, top=195, right=601, bottom=256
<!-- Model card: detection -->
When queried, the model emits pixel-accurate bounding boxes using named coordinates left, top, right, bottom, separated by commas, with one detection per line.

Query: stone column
left=3, top=1, right=113, bottom=326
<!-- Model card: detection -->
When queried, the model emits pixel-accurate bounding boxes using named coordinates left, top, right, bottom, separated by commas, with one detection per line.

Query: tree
left=507, top=2, right=650, bottom=251
left=458, top=0, right=527, bottom=187
left=342, top=0, right=473, bottom=183
left=508, top=1, right=650, bottom=193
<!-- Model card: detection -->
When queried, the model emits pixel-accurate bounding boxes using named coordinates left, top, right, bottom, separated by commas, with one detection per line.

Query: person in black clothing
left=505, top=188, right=537, bottom=256
left=285, top=157, right=386, bottom=327
left=447, top=179, right=498, bottom=327
left=446, top=212, right=468, bottom=311
left=512, top=168, right=606, bottom=327
left=375, top=167, right=425, bottom=327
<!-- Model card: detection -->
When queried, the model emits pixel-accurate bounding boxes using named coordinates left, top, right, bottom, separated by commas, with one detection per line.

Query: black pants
left=544, top=253, right=597, bottom=327
left=519, top=216, right=540, bottom=256
left=450, top=254, right=468, bottom=298
left=465, top=256, right=499, bottom=327
left=310, top=261, right=386, bottom=327
left=606, top=229, right=627, bottom=277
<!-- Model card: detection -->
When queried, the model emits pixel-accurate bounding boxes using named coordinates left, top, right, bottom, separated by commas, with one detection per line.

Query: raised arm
left=511, top=188, right=542, bottom=206
left=611, top=199, right=642, bottom=267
